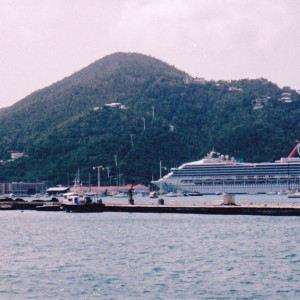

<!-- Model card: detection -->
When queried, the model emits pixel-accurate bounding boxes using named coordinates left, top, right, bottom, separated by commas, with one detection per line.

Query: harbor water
left=1, top=194, right=300, bottom=299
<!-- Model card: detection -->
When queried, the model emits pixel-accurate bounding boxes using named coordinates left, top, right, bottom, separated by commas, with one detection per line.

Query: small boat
left=164, top=192, right=187, bottom=197
left=113, top=192, right=128, bottom=198
left=187, top=191, right=203, bottom=196
left=287, top=192, right=300, bottom=198
left=164, top=192, right=178, bottom=197
left=149, top=191, right=158, bottom=198
left=60, top=192, right=105, bottom=213
left=277, top=190, right=287, bottom=195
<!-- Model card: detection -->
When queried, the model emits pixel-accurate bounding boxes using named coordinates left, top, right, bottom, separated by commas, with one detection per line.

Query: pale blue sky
left=1, top=0, right=299, bottom=108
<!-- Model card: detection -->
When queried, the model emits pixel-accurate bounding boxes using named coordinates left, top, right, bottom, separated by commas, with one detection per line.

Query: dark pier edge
left=103, top=204, right=300, bottom=216
left=1, top=201, right=300, bottom=216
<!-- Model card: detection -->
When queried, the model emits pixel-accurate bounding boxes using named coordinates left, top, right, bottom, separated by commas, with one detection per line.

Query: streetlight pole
left=89, top=172, right=91, bottom=191
left=114, top=154, right=118, bottom=186
left=159, top=161, right=168, bottom=195
left=93, top=165, right=105, bottom=199
left=160, top=160, right=162, bottom=180
left=130, top=134, right=134, bottom=149
left=106, top=166, right=111, bottom=186
left=159, top=160, right=162, bottom=194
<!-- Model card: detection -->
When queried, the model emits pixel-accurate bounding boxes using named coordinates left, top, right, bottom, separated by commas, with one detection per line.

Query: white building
left=11, top=151, right=24, bottom=160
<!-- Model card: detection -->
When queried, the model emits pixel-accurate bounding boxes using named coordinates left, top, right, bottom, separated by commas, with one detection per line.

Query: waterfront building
left=0, top=182, right=47, bottom=196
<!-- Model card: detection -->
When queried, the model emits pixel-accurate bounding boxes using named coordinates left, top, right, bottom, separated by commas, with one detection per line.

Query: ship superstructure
left=152, top=141, right=300, bottom=194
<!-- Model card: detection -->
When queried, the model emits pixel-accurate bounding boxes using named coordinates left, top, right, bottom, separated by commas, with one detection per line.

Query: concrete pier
left=2, top=201, right=300, bottom=216
left=103, top=203, right=300, bottom=216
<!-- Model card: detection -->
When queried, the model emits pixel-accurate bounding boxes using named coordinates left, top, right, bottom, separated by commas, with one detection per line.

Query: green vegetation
left=0, top=52, right=299, bottom=186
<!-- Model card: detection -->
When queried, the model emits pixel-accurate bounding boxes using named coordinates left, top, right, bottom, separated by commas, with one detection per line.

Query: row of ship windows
left=181, top=179, right=300, bottom=184
left=175, top=175, right=300, bottom=179
left=175, top=171, right=300, bottom=176
left=184, top=165, right=300, bottom=170
left=193, top=182, right=295, bottom=186
left=180, top=185, right=300, bottom=189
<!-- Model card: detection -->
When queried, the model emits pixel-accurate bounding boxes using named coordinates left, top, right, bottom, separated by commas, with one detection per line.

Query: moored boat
left=60, top=192, right=105, bottom=212
left=112, top=192, right=128, bottom=198
left=164, top=192, right=178, bottom=197
left=187, top=191, right=203, bottom=196
left=149, top=191, right=158, bottom=198
left=152, top=139, right=300, bottom=195
left=287, top=192, right=300, bottom=198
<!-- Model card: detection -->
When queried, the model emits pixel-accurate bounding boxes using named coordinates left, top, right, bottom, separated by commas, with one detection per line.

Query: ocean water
left=1, top=195, right=300, bottom=299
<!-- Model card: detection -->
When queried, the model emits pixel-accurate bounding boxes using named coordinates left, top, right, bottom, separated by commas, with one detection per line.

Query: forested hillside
left=0, top=52, right=299, bottom=186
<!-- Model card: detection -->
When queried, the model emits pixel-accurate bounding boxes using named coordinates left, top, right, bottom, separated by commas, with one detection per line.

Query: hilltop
left=0, top=52, right=299, bottom=186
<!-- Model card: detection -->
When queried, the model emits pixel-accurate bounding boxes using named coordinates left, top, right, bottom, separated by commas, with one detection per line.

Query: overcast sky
left=1, top=0, right=299, bottom=108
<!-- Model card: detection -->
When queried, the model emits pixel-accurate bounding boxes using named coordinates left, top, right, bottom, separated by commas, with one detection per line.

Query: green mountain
left=0, top=52, right=299, bottom=186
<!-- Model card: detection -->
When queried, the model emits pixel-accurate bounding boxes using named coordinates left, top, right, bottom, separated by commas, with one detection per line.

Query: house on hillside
left=228, top=86, right=243, bottom=92
left=184, top=76, right=206, bottom=85
left=103, top=102, right=127, bottom=109
left=93, top=102, right=128, bottom=111
left=10, top=151, right=25, bottom=160
left=278, top=92, right=292, bottom=103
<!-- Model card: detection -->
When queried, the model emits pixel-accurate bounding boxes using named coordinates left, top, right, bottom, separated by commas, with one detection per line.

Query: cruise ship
left=151, top=140, right=300, bottom=194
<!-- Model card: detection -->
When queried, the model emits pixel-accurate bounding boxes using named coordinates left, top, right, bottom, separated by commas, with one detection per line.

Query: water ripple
left=0, top=211, right=300, bottom=299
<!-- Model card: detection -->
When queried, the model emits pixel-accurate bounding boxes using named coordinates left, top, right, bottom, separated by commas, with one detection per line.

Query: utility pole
left=152, top=105, right=155, bottom=120
left=142, top=117, right=146, bottom=130
left=106, top=166, right=111, bottom=186
left=159, top=160, right=162, bottom=193
left=93, top=166, right=105, bottom=199
left=89, top=172, right=91, bottom=191
left=159, top=161, right=168, bottom=194
left=114, top=154, right=118, bottom=186
left=130, top=134, right=134, bottom=149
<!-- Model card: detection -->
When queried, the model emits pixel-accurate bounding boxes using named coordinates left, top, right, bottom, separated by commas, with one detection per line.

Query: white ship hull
left=152, top=141, right=300, bottom=195
left=161, top=179, right=297, bottom=195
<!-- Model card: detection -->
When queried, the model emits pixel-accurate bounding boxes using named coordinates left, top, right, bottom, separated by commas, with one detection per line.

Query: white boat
left=149, top=191, right=158, bottom=198
left=164, top=192, right=178, bottom=197
left=152, top=139, right=300, bottom=195
left=112, top=192, right=128, bottom=198
left=164, top=192, right=186, bottom=197
left=287, top=192, right=300, bottom=198
left=187, top=191, right=203, bottom=196
left=277, top=190, right=287, bottom=195
left=60, top=192, right=104, bottom=212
